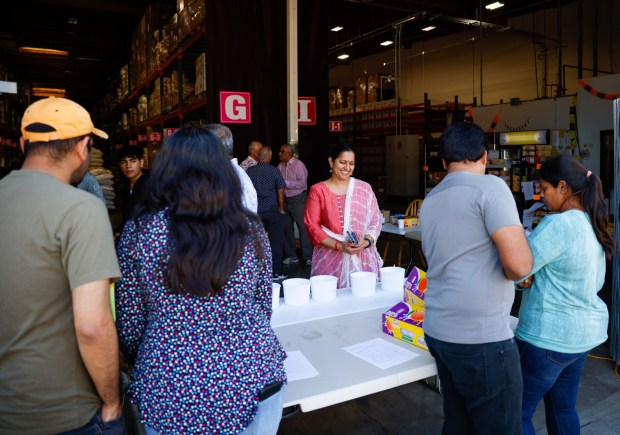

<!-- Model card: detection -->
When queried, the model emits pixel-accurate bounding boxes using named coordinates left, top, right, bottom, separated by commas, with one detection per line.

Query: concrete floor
left=277, top=248, right=620, bottom=435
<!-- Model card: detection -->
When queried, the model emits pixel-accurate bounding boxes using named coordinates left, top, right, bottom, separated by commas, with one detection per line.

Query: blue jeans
left=238, top=384, right=285, bottom=435
left=517, top=339, right=588, bottom=435
left=144, top=385, right=285, bottom=435
left=425, top=334, right=522, bottom=435
left=57, top=408, right=127, bottom=435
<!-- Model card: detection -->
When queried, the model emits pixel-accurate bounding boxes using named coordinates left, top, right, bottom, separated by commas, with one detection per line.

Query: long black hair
left=135, top=126, right=260, bottom=296
left=539, top=155, right=615, bottom=260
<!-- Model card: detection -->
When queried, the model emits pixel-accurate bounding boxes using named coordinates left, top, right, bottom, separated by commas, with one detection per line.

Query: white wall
left=471, top=97, right=572, bottom=134
left=469, top=73, right=620, bottom=174
left=576, top=74, right=620, bottom=173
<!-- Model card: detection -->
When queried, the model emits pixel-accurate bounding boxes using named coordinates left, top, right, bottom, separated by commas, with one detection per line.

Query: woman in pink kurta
left=304, top=143, right=383, bottom=288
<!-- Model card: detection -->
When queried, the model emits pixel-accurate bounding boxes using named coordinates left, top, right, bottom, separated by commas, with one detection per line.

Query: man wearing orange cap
left=0, top=97, right=125, bottom=434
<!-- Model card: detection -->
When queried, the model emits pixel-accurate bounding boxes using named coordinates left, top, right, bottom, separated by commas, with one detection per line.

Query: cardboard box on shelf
left=195, top=52, right=206, bottom=95
left=149, top=93, right=161, bottom=118
left=328, top=89, right=337, bottom=111
left=119, top=65, right=129, bottom=98
left=138, top=16, right=147, bottom=84
left=355, top=76, right=367, bottom=107
left=346, top=89, right=355, bottom=109
left=137, top=95, right=148, bottom=123
left=366, top=73, right=378, bottom=104
left=382, top=301, right=427, bottom=350
left=178, top=8, right=191, bottom=42
left=329, top=87, right=348, bottom=111
left=188, top=0, right=206, bottom=31
left=524, top=156, right=542, bottom=164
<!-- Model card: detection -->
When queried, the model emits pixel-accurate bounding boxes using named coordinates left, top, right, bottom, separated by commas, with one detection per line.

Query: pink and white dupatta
left=305, top=178, right=383, bottom=288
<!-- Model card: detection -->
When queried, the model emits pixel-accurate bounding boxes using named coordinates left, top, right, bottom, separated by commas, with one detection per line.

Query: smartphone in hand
left=346, top=231, right=360, bottom=244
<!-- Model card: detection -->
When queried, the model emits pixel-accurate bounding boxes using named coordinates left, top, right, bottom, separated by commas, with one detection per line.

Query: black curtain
left=298, top=0, right=329, bottom=186
left=206, top=0, right=288, bottom=161
left=206, top=0, right=328, bottom=172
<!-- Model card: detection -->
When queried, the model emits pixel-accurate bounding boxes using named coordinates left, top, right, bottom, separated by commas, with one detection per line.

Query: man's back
left=0, top=170, right=119, bottom=433
left=230, top=158, right=258, bottom=213
left=247, top=163, right=285, bottom=214
left=420, top=171, right=522, bottom=344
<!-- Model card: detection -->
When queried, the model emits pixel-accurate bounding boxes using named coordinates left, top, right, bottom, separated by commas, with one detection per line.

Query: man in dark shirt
left=247, top=146, right=287, bottom=280
left=117, top=146, right=150, bottom=235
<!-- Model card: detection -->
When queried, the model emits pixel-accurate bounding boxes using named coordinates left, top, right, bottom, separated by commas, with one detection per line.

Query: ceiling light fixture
left=337, top=54, right=349, bottom=60
left=422, top=26, right=436, bottom=32
left=380, top=40, right=393, bottom=46
left=485, top=2, right=504, bottom=10
left=19, top=46, right=68, bottom=57
left=32, top=87, right=66, bottom=97
left=331, top=26, right=343, bottom=32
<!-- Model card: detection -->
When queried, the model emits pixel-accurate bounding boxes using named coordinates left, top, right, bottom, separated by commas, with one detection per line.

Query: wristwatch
left=364, top=237, right=372, bottom=249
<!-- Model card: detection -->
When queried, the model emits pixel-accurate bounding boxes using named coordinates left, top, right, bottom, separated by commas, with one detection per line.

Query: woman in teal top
left=516, top=155, right=615, bottom=435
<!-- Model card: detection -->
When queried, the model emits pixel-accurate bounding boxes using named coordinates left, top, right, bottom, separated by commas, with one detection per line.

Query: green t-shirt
left=0, top=170, right=121, bottom=434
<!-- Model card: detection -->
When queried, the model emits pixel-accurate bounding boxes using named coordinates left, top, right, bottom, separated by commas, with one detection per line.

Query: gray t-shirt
left=419, top=171, right=522, bottom=344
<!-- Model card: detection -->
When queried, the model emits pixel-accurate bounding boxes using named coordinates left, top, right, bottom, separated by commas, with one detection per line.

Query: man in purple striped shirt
left=278, top=144, right=313, bottom=266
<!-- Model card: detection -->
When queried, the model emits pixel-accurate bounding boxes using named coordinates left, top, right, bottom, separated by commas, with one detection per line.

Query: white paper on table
left=522, top=201, right=546, bottom=230
left=284, top=350, right=320, bottom=382
left=343, top=338, right=420, bottom=370
left=521, top=181, right=535, bottom=201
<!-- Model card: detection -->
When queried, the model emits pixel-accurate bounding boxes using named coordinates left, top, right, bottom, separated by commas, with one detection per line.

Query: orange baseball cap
left=21, top=96, right=108, bottom=142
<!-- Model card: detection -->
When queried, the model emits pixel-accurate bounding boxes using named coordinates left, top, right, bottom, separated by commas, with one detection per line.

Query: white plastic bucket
left=282, top=278, right=311, bottom=306
left=271, top=283, right=281, bottom=310
left=350, top=271, right=377, bottom=298
left=310, top=275, right=337, bottom=303
left=380, top=266, right=406, bottom=292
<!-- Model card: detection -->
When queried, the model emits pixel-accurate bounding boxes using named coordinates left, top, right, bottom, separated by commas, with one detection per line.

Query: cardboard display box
left=382, top=266, right=428, bottom=350
left=403, top=266, right=427, bottom=305
left=382, top=301, right=427, bottom=350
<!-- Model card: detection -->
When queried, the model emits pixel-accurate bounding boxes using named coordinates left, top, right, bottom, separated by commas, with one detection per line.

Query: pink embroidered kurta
left=304, top=178, right=383, bottom=288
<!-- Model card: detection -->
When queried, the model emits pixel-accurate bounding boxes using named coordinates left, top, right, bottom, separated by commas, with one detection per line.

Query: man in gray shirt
left=419, top=122, right=532, bottom=434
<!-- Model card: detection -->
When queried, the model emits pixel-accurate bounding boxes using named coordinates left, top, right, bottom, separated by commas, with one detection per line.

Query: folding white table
left=381, top=222, right=421, bottom=237
left=271, top=287, right=437, bottom=412
left=381, top=223, right=423, bottom=275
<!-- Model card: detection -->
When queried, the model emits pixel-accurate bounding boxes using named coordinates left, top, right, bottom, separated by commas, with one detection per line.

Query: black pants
left=283, top=191, right=313, bottom=260
left=259, top=209, right=285, bottom=275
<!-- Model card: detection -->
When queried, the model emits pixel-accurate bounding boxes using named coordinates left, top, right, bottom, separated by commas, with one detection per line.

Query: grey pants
left=283, top=191, right=313, bottom=260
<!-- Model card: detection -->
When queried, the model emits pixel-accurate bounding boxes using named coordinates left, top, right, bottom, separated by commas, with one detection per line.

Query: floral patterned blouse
left=115, top=210, right=287, bottom=434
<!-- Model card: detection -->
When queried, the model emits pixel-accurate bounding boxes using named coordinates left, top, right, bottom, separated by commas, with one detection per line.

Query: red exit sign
left=329, top=121, right=343, bottom=132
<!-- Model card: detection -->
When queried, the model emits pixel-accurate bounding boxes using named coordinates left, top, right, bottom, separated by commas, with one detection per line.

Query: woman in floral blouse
left=115, top=127, right=287, bottom=435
